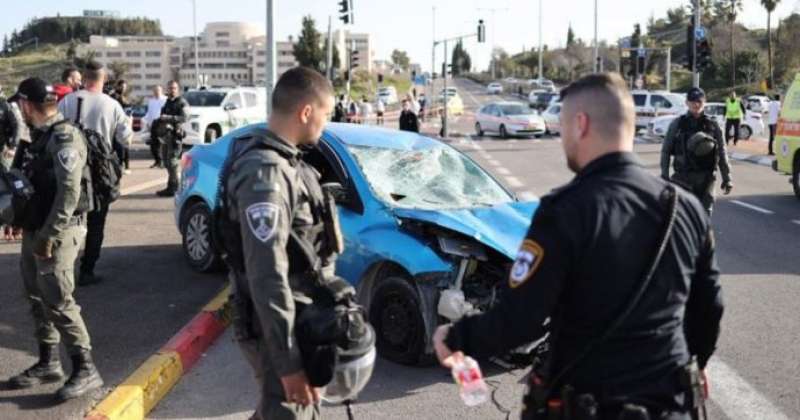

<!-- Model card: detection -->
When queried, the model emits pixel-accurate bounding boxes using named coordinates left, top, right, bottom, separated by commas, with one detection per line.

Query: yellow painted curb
left=87, top=351, right=183, bottom=420
left=202, top=284, right=231, bottom=313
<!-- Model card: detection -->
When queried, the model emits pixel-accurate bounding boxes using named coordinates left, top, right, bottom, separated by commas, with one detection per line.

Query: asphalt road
left=0, top=145, right=227, bottom=420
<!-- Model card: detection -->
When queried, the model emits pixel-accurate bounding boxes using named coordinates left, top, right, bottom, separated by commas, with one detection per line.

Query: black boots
left=56, top=350, right=104, bottom=400
left=9, top=344, right=64, bottom=389
left=156, top=183, right=177, bottom=197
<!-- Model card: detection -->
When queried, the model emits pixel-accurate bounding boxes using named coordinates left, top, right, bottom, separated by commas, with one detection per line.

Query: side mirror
left=224, top=103, right=238, bottom=111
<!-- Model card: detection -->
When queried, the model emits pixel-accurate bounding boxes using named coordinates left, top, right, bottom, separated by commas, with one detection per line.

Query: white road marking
left=792, top=220, right=800, bottom=226
left=708, top=358, right=791, bottom=420
left=518, top=191, right=538, bottom=201
left=730, top=200, right=775, bottom=215
left=121, top=178, right=167, bottom=196
left=496, top=167, right=511, bottom=175
left=505, top=176, right=524, bottom=188
left=486, top=159, right=501, bottom=167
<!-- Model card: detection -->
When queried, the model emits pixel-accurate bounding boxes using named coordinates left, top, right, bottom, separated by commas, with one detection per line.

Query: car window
left=184, top=91, right=226, bottom=107
left=706, top=105, right=724, bottom=116
left=244, top=92, right=258, bottom=108
left=651, top=95, right=673, bottom=109
left=225, top=92, right=244, bottom=109
left=482, top=105, right=495, bottom=115
left=633, top=94, right=647, bottom=107
left=498, top=104, right=532, bottom=115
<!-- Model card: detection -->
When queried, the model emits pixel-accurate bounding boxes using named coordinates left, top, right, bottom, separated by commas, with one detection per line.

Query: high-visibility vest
left=726, top=98, right=743, bottom=119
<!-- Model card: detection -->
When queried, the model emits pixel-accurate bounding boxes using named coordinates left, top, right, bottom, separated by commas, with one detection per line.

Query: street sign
left=695, top=26, right=706, bottom=40
left=620, top=37, right=631, bottom=49
left=637, top=48, right=646, bottom=58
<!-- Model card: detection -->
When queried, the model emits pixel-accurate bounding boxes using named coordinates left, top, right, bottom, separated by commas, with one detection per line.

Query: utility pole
left=266, top=0, right=276, bottom=116
left=593, top=0, right=599, bottom=72
left=692, top=0, right=701, bottom=88
left=537, top=0, right=543, bottom=80
left=432, top=6, right=436, bottom=109
left=478, top=6, right=508, bottom=79
left=666, top=46, right=672, bottom=91
left=192, top=0, right=200, bottom=88
left=326, top=16, right=333, bottom=81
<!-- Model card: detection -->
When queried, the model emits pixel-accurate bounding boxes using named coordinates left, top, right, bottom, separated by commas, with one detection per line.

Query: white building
left=328, top=30, right=375, bottom=74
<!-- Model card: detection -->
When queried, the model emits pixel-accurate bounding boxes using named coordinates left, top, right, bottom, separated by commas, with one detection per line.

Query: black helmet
left=687, top=132, right=716, bottom=157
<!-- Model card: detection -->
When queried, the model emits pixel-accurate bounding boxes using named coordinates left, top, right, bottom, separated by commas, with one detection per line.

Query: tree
left=292, top=16, right=325, bottom=72
left=391, top=49, right=410, bottom=70
left=762, top=0, right=781, bottom=88
left=451, top=40, right=472, bottom=75
left=321, top=38, right=341, bottom=74
left=715, top=0, right=743, bottom=87
left=567, top=25, right=576, bottom=48
left=1, top=35, right=8, bottom=56
left=107, top=61, right=130, bottom=82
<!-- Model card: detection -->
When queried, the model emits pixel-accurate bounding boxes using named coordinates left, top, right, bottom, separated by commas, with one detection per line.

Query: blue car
left=174, top=123, right=539, bottom=365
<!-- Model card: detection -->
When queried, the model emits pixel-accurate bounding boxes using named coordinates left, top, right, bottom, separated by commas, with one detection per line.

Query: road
left=149, top=78, right=800, bottom=420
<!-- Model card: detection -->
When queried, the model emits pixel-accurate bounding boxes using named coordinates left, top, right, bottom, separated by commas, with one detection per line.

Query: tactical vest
left=213, top=131, right=342, bottom=279
left=14, top=122, right=92, bottom=230
left=673, top=114, right=718, bottom=173
left=725, top=99, right=743, bottom=120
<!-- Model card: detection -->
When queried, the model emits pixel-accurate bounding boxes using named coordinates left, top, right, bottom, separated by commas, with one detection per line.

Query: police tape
left=85, top=285, right=231, bottom=420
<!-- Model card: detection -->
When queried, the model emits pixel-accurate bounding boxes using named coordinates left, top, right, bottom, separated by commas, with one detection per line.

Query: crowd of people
left=331, top=89, right=428, bottom=133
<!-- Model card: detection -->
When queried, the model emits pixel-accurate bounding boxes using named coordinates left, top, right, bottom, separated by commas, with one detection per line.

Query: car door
left=243, top=91, right=264, bottom=125
left=223, top=92, right=245, bottom=132
left=650, top=94, right=674, bottom=118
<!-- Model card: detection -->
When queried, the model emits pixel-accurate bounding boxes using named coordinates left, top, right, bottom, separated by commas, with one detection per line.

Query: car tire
left=181, top=201, right=222, bottom=273
left=740, top=125, right=753, bottom=140
left=205, top=127, right=220, bottom=144
left=369, top=276, right=427, bottom=365
left=793, top=155, right=800, bottom=199
left=499, top=124, right=508, bottom=139
left=475, top=122, right=484, bottom=137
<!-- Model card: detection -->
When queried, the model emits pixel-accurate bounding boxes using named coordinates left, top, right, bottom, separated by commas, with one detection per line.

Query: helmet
left=151, top=119, right=175, bottom=140
left=687, top=132, right=716, bottom=157
left=320, top=314, right=376, bottom=403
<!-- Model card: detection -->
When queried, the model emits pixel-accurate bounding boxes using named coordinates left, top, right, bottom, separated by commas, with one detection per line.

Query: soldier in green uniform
left=6, top=78, right=103, bottom=400
left=155, top=80, right=189, bottom=197
left=661, top=87, right=733, bottom=214
left=217, top=67, right=337, bottom=420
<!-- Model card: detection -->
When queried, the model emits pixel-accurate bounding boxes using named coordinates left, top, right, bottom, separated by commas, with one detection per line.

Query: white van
left=631, top=90, right=687, bottom=130
left=182, top=87, right=267, bottom=145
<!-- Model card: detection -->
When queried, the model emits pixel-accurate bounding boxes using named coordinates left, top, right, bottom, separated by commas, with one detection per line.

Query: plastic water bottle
left=451, top=356, right=489, bottom=406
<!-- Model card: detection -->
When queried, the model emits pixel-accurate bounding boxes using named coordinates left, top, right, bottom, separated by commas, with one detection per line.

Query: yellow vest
left=726, top=98, right=743, bottom=119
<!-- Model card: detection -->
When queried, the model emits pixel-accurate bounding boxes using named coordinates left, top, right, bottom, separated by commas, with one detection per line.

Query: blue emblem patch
left=246, top=202, right=280, bottom=243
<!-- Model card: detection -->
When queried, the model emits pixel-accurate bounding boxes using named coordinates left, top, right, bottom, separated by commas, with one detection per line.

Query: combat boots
left=156, top=182, right=177, bottom=197
left=9, top=343, right=65, bottom=389
left=56, top=350, right=104, bottom=400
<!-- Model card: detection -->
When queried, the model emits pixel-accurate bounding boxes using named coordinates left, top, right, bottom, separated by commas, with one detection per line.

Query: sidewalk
left=727, top=136, right=776, bottom=168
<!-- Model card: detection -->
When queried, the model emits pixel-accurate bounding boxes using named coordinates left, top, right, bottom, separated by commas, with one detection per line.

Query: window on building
left=146, top=74, right=161, bottom=79
left=145, top=51, right=162, bottom=57
left=95, top=52, right=103, bottom=57
left=146, top=62, right=161, bottom=68
left=126, top=51, right=142, bottom=57
left=217, top=41, right=230, bottom=47
left=106, top=52, right=122, bottom=58
left=257, top=50, right=266, bottom=56
left=216, top=32, right=230, bottom=37
left=130, top=63, right=142, bottom=68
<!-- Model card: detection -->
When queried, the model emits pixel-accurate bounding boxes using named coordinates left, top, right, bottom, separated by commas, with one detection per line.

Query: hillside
left=0, top=44, right=69, bottom=93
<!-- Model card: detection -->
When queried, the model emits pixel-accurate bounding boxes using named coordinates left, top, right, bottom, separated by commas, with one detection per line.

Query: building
left=77, top=22, right=299, bottom=98
left=329, top=29, right=375, bottom=74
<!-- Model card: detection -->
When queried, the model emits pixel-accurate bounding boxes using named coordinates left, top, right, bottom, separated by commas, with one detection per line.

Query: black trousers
left=114, top=141, right=130, bottom=170
left=725, top=119, right=740, bottom=145
left=80, top=202, right=109, bottom=275
left=769, top=124, right=777, bottom=154
left=149, top=138, right=161, bottom=165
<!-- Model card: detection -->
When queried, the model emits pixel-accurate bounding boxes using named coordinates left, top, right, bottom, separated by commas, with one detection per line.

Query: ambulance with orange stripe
left=772, top=74, right=800, bottom=198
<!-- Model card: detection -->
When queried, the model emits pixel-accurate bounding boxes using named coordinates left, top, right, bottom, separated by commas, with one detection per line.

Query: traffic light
left=344, top=70, right=350, bottom=81
left=350, top=49, right=359, bottom=69
left=685, top=22, right=695, bottom=71
left=338, top=0, right=353, bottom=24
left=377, top=73, right=383, bottom=83
left=411, top=70, right=416, bottom=80
left=477, top=20, right=486, bottom=43
left=697, top=39, right=712, bottom=71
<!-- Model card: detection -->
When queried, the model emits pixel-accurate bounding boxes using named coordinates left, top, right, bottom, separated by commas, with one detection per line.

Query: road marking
left=730, top=200, right=775, bottom=215
left=518, top=191, right=538, bottom=201
left=708, top=358, right=791, bottom=420
left=792, top=220, right=800, bottom=226
left=505, top=176, right=524, bottom=188
left=496, top=167, right=511, bottom=175
left=121, top=177, right=167, bottom=196
left=486, top=158, right=500, bottom=166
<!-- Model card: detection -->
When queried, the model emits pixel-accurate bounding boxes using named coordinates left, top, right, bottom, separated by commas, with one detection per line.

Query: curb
left=729, top=152, right=775, bottom=168
left=85, top=285, right=232, bottom=420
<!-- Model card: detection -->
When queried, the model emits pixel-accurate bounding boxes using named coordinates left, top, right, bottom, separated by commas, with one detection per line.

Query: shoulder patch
left=509, top=239, right=544, bottom=288
left=57, top=147, right=79, bottom=172
left=245, top=202, right=280, bottom=243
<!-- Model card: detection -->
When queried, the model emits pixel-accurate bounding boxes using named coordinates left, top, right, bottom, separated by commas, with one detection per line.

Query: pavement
left=146, top=78, right=800, bottom=420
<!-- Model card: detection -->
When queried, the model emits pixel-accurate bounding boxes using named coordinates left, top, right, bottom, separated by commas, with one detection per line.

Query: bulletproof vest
left=161, top=97, right=187, bottom=139
left=14, top=122, right=92, bottom=230
left=674, top=114, right=718, bottom=173
left=214, top=131, right=341, bottom=278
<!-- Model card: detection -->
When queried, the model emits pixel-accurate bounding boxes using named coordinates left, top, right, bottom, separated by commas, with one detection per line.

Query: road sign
left=637, top=48, right=646, bottom=58
left=620, top=37, right=631, bottom=49
left=695, top=26, right=706, bottom=40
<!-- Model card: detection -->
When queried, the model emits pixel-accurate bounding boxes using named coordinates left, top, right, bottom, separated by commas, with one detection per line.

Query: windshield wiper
left=390, top=193, right=407, bottom=201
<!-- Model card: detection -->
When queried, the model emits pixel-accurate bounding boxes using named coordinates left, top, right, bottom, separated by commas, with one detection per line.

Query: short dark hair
left=116, top=79, right=127, bottom=87
left=167, top=80, right=179, bottom=87
left=61, top=67, right=79, bottom=83
left=84, top=61, right=105, bottom=82
left=560, top=73, right=635, bottom=140
left=272, top=67, right=333, bottom=115
left=775, top=93, right=781, bottom=100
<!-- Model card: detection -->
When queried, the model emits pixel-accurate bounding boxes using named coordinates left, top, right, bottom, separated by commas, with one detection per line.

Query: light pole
left=478, top=6, right=508, bottom=79
left=692, top=0, right=701, bottom=88
left=537, top=0, right=543, bottom=80
left=593, top=0, right=599, bottom=73
left=265, top=0, right=276, bottom=117
left=192, top=0, right=200, bottom=88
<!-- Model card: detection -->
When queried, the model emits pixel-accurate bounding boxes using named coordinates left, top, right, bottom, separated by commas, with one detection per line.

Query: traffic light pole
left=434, top=31, right=481, bottom=138
left=692, top=0, right=700, bottom=88
left=265, top=0, right=275, bottom=117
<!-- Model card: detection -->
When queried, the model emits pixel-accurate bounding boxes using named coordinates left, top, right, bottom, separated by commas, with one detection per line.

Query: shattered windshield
left=347, top=144, right=513, bottom=209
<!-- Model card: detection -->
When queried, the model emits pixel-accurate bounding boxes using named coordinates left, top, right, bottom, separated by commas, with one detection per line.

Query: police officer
left=724, top=91, right=746, bottom=146
left=6, top=78, right=103, bottom=400
left=155, top=80, right=189, bottom=197
left=218, top=67, right=338, bottom=420
left=661, top=87, right=732, bottom=214
left=434, top=73, right=724, bottom=420
left=0, top=88, right=20, bottom=170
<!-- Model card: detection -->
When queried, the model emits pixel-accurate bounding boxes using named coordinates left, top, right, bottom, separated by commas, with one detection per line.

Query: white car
left=182, top=87, right=267, bottom=146
left=377, top=86, right=399, bottom=105
left=648, top=102, right=765, bottom=140
left=632, top=90, right=688, bottom=130
left=745, top=95, right=770, bottom=114
left=541, top=103, right=562, bottom=135
left=487, top=82, right=503, bottom=94
left=527, top=78, right=556, bottom=92
left=474, top=101, right=546, bottom=138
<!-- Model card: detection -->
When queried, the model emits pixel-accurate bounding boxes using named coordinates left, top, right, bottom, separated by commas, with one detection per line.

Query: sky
left=3, top=0, right=800, bottom=72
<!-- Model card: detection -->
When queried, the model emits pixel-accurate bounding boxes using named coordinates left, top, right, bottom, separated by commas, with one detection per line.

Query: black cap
left=9, top=77, right=57, bottom=104
left=687, top=87, right=706, bottom=102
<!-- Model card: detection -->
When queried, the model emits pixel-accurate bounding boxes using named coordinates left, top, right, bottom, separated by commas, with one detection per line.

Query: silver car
left=475, top=101, right=546, bottom=139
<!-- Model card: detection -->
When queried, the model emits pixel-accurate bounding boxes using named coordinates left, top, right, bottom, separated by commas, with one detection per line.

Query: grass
left=0, top=44, right=69, bottom=92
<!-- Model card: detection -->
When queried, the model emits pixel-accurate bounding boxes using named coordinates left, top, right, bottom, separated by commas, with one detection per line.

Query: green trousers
left=160, top=141, right=181, bottom=190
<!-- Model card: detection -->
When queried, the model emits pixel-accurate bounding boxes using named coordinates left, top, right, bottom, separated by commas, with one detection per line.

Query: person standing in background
left=359, top=97, right=373, bottom=125
left=768, top=94, right=781, bottom=156
left=53, top=68, right=82, bottom=102
left=375, top=97, right=385, bottom=125
left=144, top=85, right=167, bottom=168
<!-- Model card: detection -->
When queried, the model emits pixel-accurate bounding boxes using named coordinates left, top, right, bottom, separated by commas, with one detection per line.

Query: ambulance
left=772, top=73, right=800, bottom=199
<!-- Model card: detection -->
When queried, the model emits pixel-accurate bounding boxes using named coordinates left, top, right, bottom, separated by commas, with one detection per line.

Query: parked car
left=487, top=82, right=504, bottom=95
left=181, top=87, right=267, bottom=146
left=174, top=123, right=539, bottom=364
left=527, top=79, right=556, bottom=92
left=125, top=105, right=147, bottom=132
left=528, top=90, right=559, bottom=111
left=475, top=101, right=546, bottom=138
left=745, top=95, right=770, bottom=114
left=377, top=86, right=399, bottom=105
left=437, top=90, right=465, bottom=115
left=648, top=103, right=765, bottom=140
left=541, top=103, right=562, bottom=135
left=631, top=90, right=687, bottom=130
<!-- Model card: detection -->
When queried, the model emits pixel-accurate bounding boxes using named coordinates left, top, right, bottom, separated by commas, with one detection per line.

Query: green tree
left=391, top=49, right=410, bottom=70
left=567, top=25, right=576, bottom=48
left=715, top=0, right=743, bottom=87
left=292, top=16, right=325, bottom=72
left=451, top=40, right=472, bottom=75
left=107, top=61, right=130, bottom=82
left=762, top=0, right=781, bottom=88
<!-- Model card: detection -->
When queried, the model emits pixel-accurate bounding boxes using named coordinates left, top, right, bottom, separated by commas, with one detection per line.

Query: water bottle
left=451, top=356, right=489, bottom=406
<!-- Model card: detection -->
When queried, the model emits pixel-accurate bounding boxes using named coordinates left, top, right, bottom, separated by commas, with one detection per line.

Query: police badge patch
left=509, top=239, right=544, bottom=288
left=57, top=148, right=79, bottom=172
left=246, top=202, right=280, bottom=243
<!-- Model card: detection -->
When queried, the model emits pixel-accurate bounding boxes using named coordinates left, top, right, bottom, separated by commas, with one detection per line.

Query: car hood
left=393, top=200, right=539, bottom=259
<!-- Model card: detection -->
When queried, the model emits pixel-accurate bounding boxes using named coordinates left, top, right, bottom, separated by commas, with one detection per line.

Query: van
left=181, top=87, right=267, bottom=146
left=772, top=74, right=800, bottom=198
left=631, top=90, right=687, bottom=130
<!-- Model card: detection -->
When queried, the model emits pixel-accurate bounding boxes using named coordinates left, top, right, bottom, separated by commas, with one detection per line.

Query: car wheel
left=475, top=122, right=484, bottom=137
left=793, top=155, right=800, bottom=199
left=369, top=277, right=427, bottom=365
left=740, top=125, right=753, bottom=140
left=499, top=124, right=508, bottom=139
left=181, top=201, right=222, bottom=273
left=205, top=127, right=220, bottom=144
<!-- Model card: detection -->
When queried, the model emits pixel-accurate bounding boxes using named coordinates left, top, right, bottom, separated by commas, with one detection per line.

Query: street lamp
left=192, top=0, right=200, bottom=88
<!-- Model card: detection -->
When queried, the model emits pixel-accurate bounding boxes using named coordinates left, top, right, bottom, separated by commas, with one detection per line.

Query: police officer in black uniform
left=434, top=73, right=724, bottom=420
left=0, top=92, right=20, bottom=170
left=155, top=80, right=189, bottom=196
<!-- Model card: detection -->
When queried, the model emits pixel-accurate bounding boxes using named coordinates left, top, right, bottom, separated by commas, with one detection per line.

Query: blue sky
left=3, top=0, right=800, bottom=71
